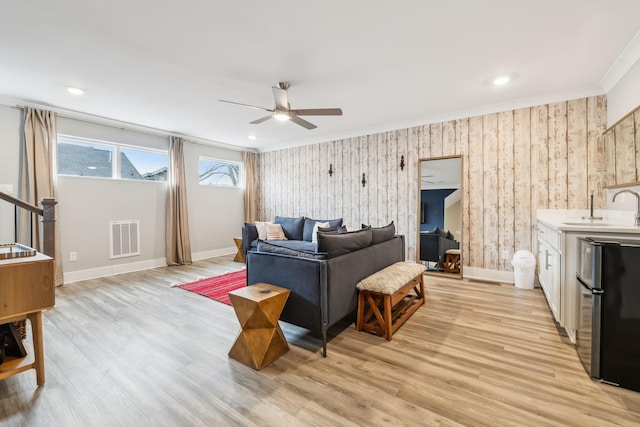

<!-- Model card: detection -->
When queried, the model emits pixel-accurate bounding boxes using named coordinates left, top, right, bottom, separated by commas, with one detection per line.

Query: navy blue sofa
left=246, top=223, right=404, bottom=357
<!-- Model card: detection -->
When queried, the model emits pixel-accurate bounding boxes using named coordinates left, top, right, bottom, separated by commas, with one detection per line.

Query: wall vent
left=109, top=220, right=140, bottom=259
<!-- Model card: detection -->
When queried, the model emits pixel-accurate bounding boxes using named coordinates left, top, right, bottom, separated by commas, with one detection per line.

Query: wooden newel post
left=40, top=198, right=57, bottom=258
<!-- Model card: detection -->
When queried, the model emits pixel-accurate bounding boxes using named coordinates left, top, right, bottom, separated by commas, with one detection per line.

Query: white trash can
left=511, top=250, right=536, bottom=289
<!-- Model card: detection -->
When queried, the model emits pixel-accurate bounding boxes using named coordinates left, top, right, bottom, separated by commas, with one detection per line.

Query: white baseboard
left=63, top=246, right=236, bottom=283
left=192, top=246, right=236, bottom=261
left=462, top=267, right=542, bottom=289
left=462, top=267, right=515, bottom=284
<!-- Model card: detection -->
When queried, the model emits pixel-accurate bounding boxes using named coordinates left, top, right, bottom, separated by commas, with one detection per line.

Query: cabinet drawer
left=537, top=221, right=561, bottom=251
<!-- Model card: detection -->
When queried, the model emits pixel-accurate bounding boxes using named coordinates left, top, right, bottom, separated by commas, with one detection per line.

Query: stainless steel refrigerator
left=576, top=237, right=640, bottom=392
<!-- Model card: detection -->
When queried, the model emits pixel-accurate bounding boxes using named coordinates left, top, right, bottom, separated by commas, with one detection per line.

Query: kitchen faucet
left=612, top=190, right=640, bottom=226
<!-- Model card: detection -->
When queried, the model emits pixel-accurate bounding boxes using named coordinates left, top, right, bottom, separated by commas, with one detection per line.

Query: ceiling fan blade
left=219, top=99, right=272, bottom=111
left=290, top=115, right=317, bottom=130
left=291, top=108, right=343, bottom=116
left=272, top=86, right=289, bottom=110
left=249, top=115, right=273, bottom=125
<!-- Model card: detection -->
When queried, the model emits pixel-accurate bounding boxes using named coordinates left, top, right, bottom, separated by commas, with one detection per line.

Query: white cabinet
left=537, top=221, right=561, bottom=322
left=537, top=213, right=640, bottom=344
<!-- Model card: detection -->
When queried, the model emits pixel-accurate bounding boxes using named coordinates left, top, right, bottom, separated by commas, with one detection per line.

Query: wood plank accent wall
left=257, top=95, right=607, bottom=272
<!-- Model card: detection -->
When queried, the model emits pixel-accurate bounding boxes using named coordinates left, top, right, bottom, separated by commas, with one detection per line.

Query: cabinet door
left=547, top=247, right=561, bottom=322
left=537, top=238, right=549, bottom=294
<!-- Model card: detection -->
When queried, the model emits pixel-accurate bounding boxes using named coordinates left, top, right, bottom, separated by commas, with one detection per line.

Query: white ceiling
left=1, top=1, right=640, bottom=152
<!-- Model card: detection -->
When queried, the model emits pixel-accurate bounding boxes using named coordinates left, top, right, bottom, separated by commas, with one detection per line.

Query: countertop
left=537, top=209, right=640, bottom=234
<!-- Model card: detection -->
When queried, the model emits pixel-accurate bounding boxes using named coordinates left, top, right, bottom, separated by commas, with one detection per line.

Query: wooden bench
left=444, top=249, right=461, bottom=273
left=356, top=262, right=425, bottom=340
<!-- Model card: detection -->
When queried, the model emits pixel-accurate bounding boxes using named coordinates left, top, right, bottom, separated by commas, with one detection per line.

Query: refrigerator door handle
left=591, top=292, right=603, bottom=379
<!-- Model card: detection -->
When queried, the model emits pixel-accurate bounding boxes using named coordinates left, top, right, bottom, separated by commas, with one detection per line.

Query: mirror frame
left=602, top=103, right=640, bottom=189
left=417, top=155, right=463, bottom=279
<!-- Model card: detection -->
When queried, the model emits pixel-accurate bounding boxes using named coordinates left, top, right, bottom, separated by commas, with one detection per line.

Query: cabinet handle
left=545, top=250, right=551, bottom=270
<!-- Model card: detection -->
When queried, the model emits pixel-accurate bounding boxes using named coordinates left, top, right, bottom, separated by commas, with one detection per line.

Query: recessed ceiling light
left=248, top=135, right=257, bottom=140
left=67, top=87, right=85, bottom=95
left=87, top=166, right=97, bottom=170
left=493, top=76, right=510, bottom=86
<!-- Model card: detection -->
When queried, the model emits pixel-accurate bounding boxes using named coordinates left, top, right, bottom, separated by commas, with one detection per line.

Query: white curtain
left=19, top=107, right=63, bottom=286
left=243, top=151, right=258, bottom=223
left=166, top=136, right=192, bottom=265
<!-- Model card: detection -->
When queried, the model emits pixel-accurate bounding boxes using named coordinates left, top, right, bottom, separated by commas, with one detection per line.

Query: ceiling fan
left=219, top=82, right=342, bottom=130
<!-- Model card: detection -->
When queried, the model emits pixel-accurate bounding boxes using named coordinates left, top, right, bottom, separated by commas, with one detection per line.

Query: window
left=57, top=135, right=168, bottom=181
left=120, top=147, right=168, bottom=181
left=199, top=157, right=241, bottom=187
left=57, top=138, right=114, bottom=178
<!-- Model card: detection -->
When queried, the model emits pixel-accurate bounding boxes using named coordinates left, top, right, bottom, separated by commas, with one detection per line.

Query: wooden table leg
left=27, top=312, right=45, bottom=385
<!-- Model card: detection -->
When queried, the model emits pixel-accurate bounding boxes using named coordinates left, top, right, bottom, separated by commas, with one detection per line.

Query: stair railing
left=0, top=191, right=56, bottom=258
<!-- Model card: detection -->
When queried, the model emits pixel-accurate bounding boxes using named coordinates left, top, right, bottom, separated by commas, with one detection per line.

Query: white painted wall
left=607, top=57, right=640, bottom=126
left=0, top=105, right=21, bottom=243
left=0, top=111, right=244, bottom=283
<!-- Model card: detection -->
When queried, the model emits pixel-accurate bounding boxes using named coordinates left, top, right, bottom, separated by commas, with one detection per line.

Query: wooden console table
left=0, top=252, right=54, bottom=385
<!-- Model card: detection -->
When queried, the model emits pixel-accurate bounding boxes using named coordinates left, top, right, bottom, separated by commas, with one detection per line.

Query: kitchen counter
left=536, top=208, right=640, bottom=344
left=537, top=209, right=640, bottom=234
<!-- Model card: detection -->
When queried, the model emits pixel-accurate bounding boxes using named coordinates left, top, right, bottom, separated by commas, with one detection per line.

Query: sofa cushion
left=256, top=240, right=328, bottom=260
left=261, top=239, right=317, bottom=252
left=274, top=216, right=305, bottom=240
left=428, top=226, right=447, bottom=238
left=370, top=221, right=396, bottom=245
left=311, top=221, right=331, bottom=244
left=254, top=221, right=273, bottom=240
left=265, top=223, right=287, bottom=240
left=317, top=227, right=372, bottom=258
left=303, top=217, right=344, bottom=241
left=317, top=225, right=347, bottom=235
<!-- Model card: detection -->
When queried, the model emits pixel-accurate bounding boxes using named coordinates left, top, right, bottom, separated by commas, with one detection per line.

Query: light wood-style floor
left=1, top=255, right=639, bottom=426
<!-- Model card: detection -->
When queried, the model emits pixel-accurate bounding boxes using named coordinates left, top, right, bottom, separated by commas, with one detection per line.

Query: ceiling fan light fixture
left=273, top=111, right=290, bottom=121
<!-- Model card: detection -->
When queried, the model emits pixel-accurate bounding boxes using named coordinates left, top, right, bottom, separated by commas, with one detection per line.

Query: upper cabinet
left=603, top=104, right=640, bottom=188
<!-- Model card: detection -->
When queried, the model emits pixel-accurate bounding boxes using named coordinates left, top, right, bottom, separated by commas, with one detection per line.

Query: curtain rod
left=13, top=103, right=256, bottom=153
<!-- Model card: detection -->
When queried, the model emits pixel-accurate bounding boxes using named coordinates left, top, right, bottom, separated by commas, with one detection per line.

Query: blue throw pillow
left=274, top=216, right=305, bottom=241
left=303, top=217, right=344, bottom=241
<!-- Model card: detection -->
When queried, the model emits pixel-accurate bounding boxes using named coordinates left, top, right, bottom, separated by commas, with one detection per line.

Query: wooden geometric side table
left=228, top=283, right=290, bottom=370
left=233, top=237, right=245, bottom=263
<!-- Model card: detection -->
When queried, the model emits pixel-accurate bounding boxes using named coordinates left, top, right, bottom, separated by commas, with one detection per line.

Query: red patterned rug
left=175, top=269, right=246, bottom=305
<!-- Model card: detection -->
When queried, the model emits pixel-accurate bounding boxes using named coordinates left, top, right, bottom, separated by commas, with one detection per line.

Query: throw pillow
left=303, top=217, right=344, bottom=241
left=254, top=221, right=273, bottom=240
left=370, top=221, right=396, bottom=245
left=274, top=216, right=305, bottom=240
left=316, top=225, right=346, bottom=235
left=265, top=223, right=287, bottom=240
left=317, top=228, right=373, bottom=258
left=446, top=230, right=455, bottom=241
left=432, top=226, right=447, bottom=238
left=311, top=221, right=331, bottom=244
left=256, top=240, right=328, bottom=260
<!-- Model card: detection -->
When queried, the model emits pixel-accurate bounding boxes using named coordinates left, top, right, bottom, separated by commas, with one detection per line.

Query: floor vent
left=109, top=220, right=140, bottom=259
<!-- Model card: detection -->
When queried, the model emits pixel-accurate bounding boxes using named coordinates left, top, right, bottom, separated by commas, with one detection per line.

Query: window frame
left=57, top=134, right=168, bottom=182
left=198, top=156, right=243, bottom=188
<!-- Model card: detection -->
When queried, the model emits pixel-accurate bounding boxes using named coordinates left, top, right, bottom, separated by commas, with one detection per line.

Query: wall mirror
left=603, top=104, right=640, bottom=188
left=417, top=155, right=463, bottom=278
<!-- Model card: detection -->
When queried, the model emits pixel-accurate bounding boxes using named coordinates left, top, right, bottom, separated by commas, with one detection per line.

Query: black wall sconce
left=400, top=155, right=405, bottom=171
left=361, top=173, right=367, bottom=187
left=329, top=164, right=333, bottom=177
